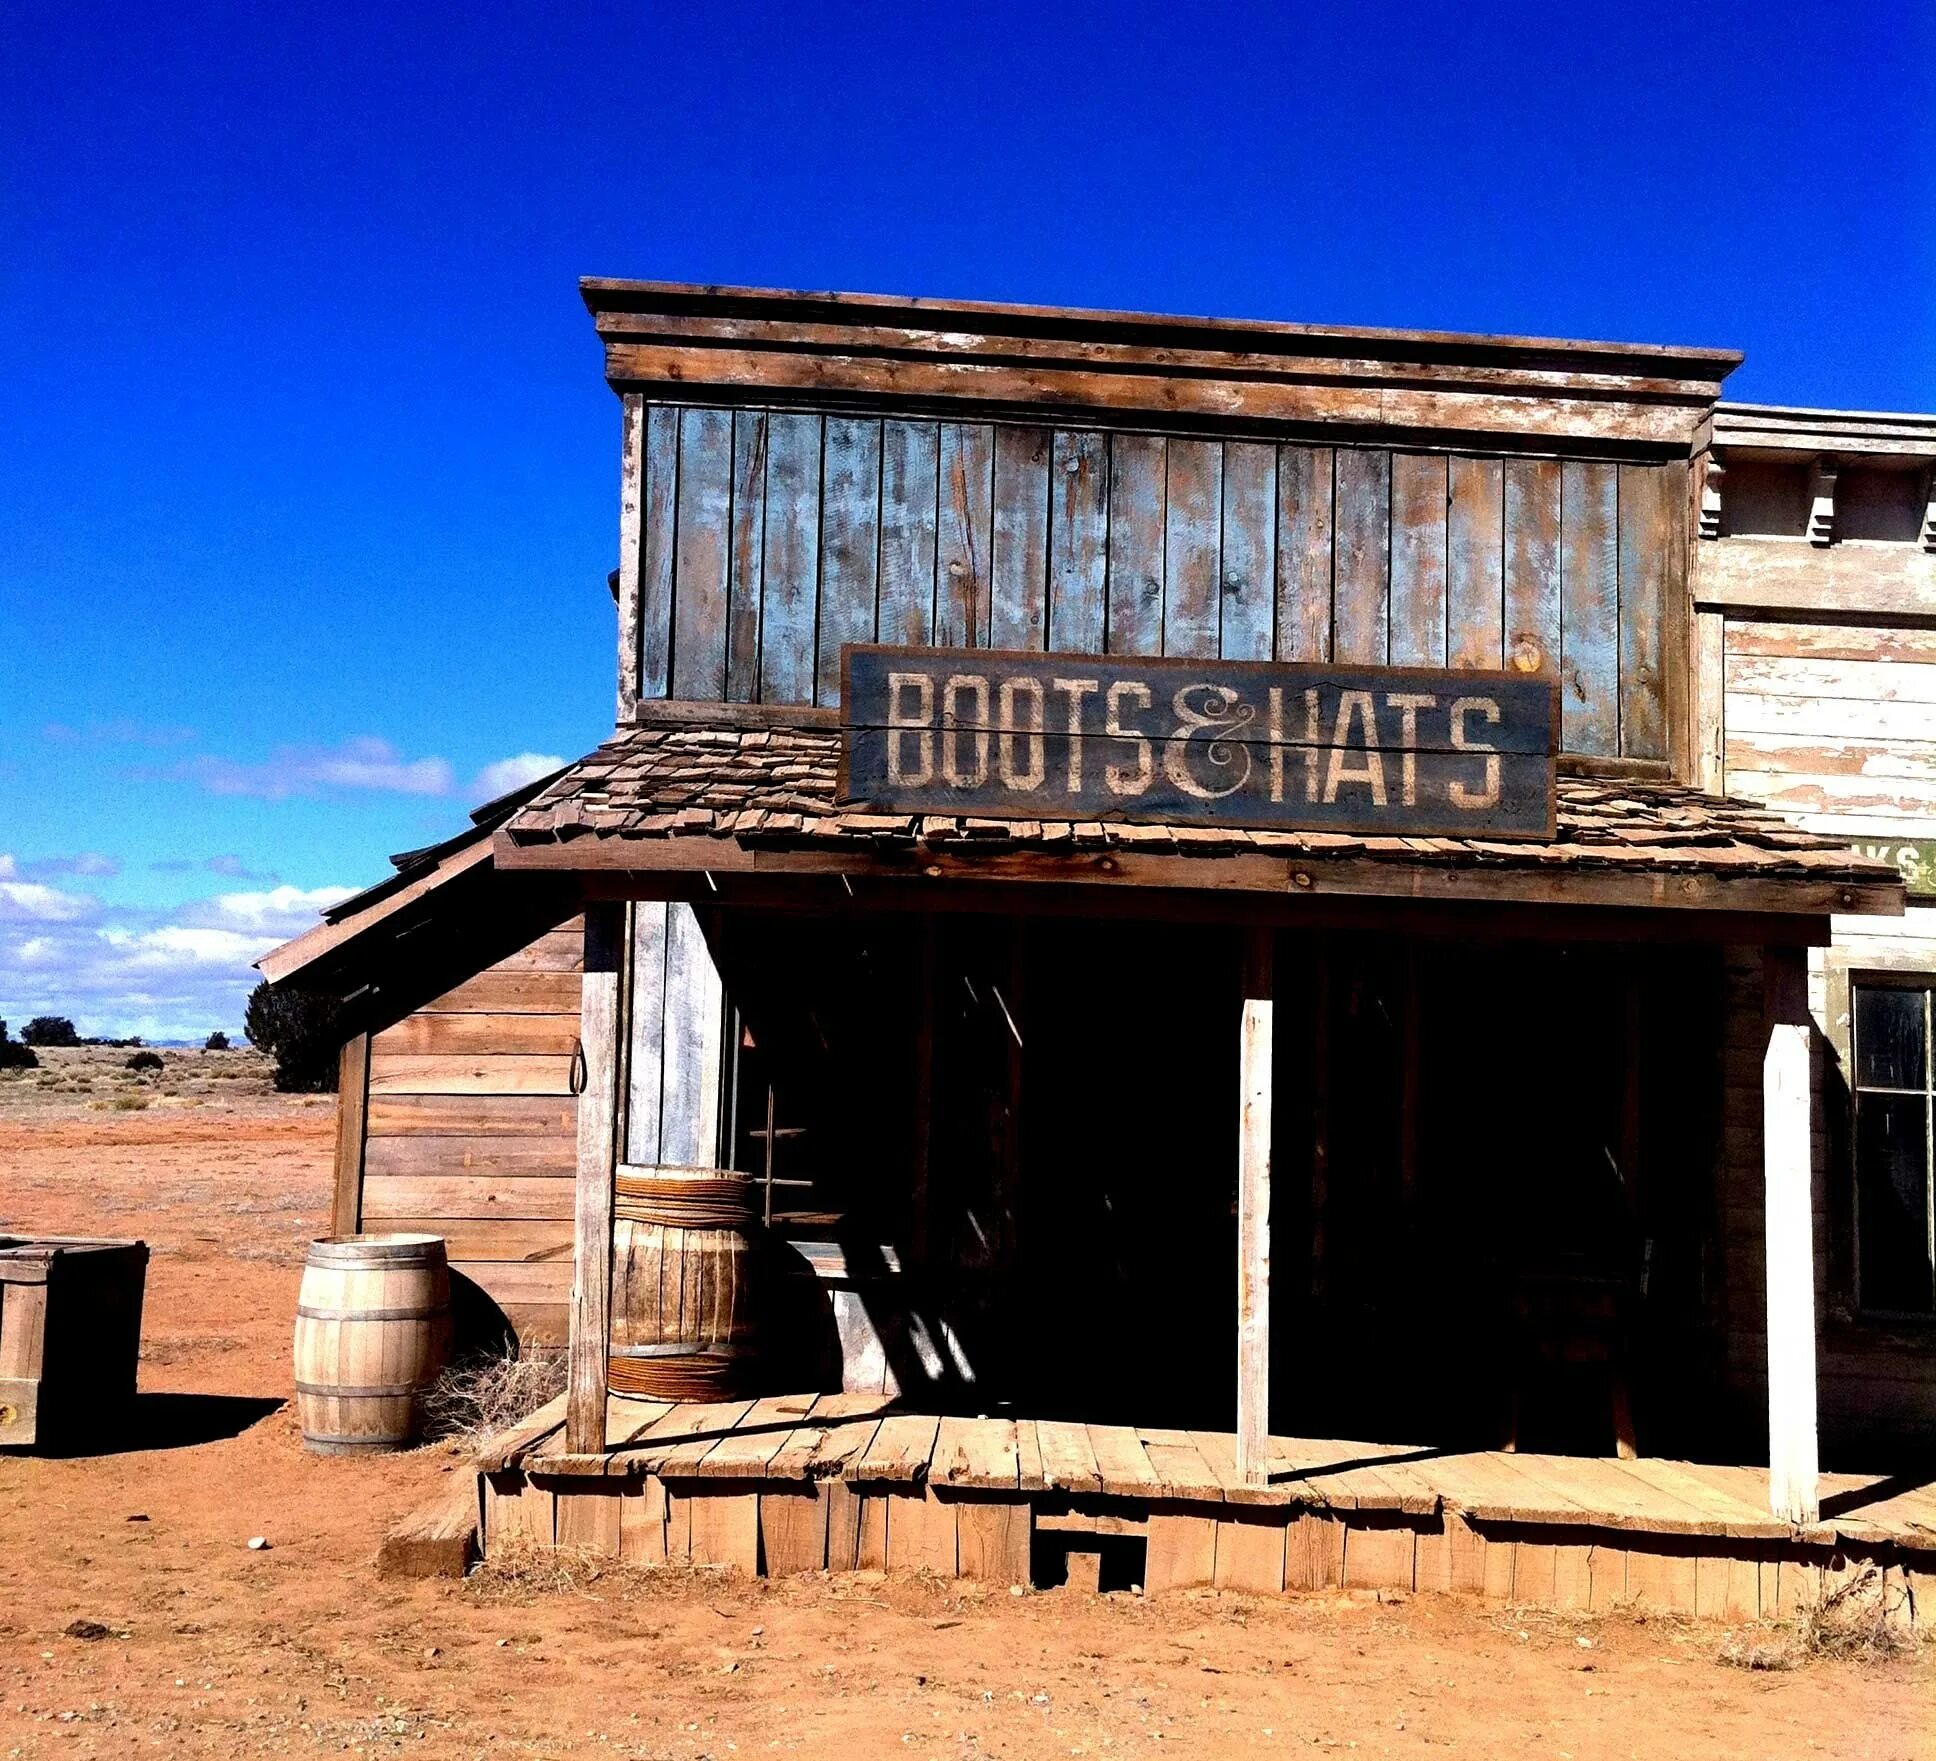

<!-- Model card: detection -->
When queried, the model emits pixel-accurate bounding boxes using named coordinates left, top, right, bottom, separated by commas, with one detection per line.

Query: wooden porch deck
left=471, top=1393, right=1936, bottom=1622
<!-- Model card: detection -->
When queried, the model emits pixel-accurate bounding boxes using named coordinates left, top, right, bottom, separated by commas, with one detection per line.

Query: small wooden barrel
left=293, top=1234, right=451, bottom=1454
left=610, top=1167, right=760, bottom=1402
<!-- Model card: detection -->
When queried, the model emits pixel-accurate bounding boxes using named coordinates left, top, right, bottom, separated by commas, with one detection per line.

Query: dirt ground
left=0, top=1058, right=1928, bottom=1759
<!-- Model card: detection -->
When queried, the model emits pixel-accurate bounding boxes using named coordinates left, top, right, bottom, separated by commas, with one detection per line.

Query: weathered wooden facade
left=1694, top=403, right=1936, bottom=1455
left=267, top=285, right=1936, bottom=1614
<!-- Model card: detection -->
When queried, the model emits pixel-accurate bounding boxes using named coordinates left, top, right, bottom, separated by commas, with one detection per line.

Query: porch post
left=1762, top=944, right=1819, bottom=1525
left=566, top=901, right=625, bottom=1455
left=1236, top=927, right=1274, bottom=1486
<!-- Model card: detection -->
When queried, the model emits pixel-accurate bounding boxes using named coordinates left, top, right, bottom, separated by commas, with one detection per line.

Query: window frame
left=1834, top=959, right=1936, bottom=1323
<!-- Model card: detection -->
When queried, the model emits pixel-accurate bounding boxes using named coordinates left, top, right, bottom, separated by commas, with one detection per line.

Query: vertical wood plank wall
left=357, top=919, right=585, bottom=1345
left=625, top=901, right=728, bottom=1170
left=624, top=404, right=1688, bottom=765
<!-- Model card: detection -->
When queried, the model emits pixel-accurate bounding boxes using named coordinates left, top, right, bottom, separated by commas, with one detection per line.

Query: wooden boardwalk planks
left=378, top=1472, right=480, bottom=1578
left=932, top=1416, right=1021, bottom=1490
left=512, top=1398, right=1936, bottom=1565
left=1086, top=1424, right=1165, bottom=1498
left=763, top=1391, right=897, bottom=1481
left=605, top=1394, right=674, bottom=1452
left=694, top=1393, right=822, bottom=1478
left=629, top=1399, right=758, bottom=1477
left=1137, top=1427, right=1226, bottom=1503
left=475, top=1392, right=567, bottom=1471
left=1035, top=1419, right=1103, bottom=1495
left=852, top=1412, right=941, bottom=1483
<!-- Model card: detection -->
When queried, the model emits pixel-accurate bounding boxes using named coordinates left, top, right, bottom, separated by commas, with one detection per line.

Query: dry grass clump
left=1719, top=1566, right=1921, bottom=1671
left=422, top=1344, right=565, bottom=1448
left=463, top=1543, right=659, bottom=1604
left=465, top=1543, right=752, bottom=1606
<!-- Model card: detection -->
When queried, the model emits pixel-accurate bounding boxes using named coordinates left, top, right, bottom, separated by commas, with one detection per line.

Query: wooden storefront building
left=264, top=285, right=1936, bottom=1615
left=1695, top=402, right=1936, bottom=1457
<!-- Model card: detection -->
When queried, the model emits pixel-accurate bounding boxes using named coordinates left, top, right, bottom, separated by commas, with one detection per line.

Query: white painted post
left=1763, top=946, right=1819, bottom=1526
left=566, top=902, right=624, bottom=1456
left=1237, top=928, right=1274, bottom=1487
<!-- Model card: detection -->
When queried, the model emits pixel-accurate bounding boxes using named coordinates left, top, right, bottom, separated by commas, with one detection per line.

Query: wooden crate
left=0, top=1236, right=148, bottom=1450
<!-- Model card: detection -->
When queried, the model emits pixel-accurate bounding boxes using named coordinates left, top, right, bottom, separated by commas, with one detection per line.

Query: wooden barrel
left=610, top=1167, right=761, bottom=1401
left=293, top=1234, right=451, bottom=1454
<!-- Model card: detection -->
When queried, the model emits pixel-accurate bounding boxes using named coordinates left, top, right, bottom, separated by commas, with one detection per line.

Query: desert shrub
left=125, top=1050, right=165, bottom=1074
left=108, top=1096, right=149, bottom=1112
left=243, top=981, right=341, bottom=1093
left=0, top=1022, right=37, bottom=1071
left=1718, top=1566, right=1920, bottom=1670
left=204, top=1030, right=231, bottom=1051
left=22, top=1016, right=79, bottom=1047
left=423, top=1345, right=566, bottom=1449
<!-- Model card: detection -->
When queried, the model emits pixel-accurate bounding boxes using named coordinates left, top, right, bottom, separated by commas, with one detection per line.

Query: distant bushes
left=0, top=1021, right=38, bottom=1071
left=243, top=981, right=341, bottom=1093
left=204, top=1030, right=231, bottom=1051
left=126, top=1050, right=165, bottom=1074
left=22, top=1016, right=79, bottom=1047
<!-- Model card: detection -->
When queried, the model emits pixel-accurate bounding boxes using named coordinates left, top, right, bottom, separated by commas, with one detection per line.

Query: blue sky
left=3, top=1, right=1933, bottom=1038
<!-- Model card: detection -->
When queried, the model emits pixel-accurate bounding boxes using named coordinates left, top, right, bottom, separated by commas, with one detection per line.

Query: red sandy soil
left=0, top=1096, right=1928, bottom=1759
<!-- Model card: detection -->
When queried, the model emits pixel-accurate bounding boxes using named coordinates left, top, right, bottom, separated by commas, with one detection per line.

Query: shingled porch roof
left=493, top=715, right=1903, bottom=920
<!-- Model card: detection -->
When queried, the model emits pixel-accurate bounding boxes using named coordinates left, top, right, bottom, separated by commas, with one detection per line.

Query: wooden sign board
left=1852, top=838, right=1936, bottom=900
left=839, top=646, right=1558, bottom=839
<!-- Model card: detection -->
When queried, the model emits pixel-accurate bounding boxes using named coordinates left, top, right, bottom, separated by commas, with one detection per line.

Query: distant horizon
left=5, top=1, right=1931, bottom=1037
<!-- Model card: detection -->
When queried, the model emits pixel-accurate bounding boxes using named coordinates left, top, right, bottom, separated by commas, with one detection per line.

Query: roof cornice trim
left=581, top=279, right=1740, bottom=454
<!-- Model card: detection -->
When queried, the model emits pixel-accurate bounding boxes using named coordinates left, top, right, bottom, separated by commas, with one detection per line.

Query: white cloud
left=0, top=860, right=99, bottom=924
left=473, top=752, right=566, bottom=802
left=102, top=925, right=280, bottom=970
left=0, top=878, right=357, bottom=1041
left=189, top=884, right=356, bottom=934
left=178, top=737, right=455, bottom=800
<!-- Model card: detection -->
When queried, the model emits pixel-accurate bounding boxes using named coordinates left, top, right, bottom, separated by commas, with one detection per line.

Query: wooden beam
left=1694, top=538, right=1936, bottom=620
left=499, top=832, right=1901, bottom=922
left=1761, top=945, right=1819, bottom=1525
left=615, top=392, right=644, bottom=724
left=1236, top=927, right=1274, bottom=1486
left=577, top=869, right=1846, bottom=948
left=1693, top=607, right=1726, bottom=794
left=566, top=903, right=624, bottom=1455
left=331, top=1033, right=370, bottom=1235
left=579, top=283, right=1737, bottom=454
left=258, top=838, right=494, bottom=985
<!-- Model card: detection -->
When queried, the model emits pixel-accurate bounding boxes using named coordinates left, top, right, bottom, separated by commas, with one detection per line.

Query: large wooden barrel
left=610, top=1167, right=761, bottom=1401
left=293, top=1234, right=451, bottom=1454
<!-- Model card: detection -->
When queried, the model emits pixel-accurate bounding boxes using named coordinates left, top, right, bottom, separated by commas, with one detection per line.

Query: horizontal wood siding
left=1725, top=618, right=1936, bottom=833
left=357, top=916, right=584, bottom=1347
left=632, top=405, right=1685, bottom=763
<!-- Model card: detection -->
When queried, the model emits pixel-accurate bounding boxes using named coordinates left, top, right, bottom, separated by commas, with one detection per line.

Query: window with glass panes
left=1852, top=980, right=1936, bottom=1315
